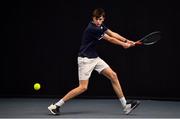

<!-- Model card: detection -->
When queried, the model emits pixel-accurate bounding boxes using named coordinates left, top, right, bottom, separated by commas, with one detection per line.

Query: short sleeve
left=97, top=24, right=108, bottom=40
left=101, top=24, right=108, bottom=33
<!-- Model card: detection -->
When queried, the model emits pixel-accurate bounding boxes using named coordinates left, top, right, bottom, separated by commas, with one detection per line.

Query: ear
left=92, top=17, right=96, bottom=21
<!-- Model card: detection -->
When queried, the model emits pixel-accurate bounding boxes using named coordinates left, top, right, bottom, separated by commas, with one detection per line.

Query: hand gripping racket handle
left=135, top=40, right=143, bottom=46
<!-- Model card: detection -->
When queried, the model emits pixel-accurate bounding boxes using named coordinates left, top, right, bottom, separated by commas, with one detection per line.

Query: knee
left=109, top=71, right=118, bottom=82
left=110, top=71, right=117, bottom=79
left=79, top=85, right=88, bottom=92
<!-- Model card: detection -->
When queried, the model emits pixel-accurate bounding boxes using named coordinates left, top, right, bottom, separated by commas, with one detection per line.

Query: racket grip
left=135, top=41, right=142, bottom=45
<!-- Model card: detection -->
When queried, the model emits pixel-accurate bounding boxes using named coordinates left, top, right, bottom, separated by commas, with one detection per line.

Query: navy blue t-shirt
left=78, top=22, right=108, bottom=58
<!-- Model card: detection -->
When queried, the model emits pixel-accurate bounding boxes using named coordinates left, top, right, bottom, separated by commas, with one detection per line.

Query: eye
left=95, top=17, right=104, bottom=21
left=96, top=18, right=103, bottom=21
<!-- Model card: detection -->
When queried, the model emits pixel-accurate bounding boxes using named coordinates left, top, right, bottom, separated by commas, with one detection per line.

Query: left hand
left=127, top=40, right=135, bottom=47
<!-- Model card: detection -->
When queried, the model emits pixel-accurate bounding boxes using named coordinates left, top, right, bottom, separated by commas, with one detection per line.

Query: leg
left=62, top=80, right=89, bottom=102
left=95, top=57, right=127, bottom=107
left=101, top=67, right=125, bottom=98
left=48, top=57, right=95, bottom=115
left=48, top=80, right=89, bottom=115
left=55, top=57, right=93, bottom=106
left=101, top=67, right=140, bottom=114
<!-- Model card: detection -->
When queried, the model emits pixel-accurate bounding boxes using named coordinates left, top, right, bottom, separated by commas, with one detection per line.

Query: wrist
left=124, top=39, right=127, bottom=43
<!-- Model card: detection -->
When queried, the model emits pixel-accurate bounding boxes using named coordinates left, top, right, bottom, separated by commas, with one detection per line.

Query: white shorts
left=78, top=57, right=109, bottom=80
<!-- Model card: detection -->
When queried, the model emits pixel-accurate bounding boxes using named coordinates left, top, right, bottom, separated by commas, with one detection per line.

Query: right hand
left=127, top=40, right=135, bottom=45
left=123, top=40, right=136, bottom=49
left=135, top=41, right=142, bottom=45
left=123, top=43, right=131, bottom=49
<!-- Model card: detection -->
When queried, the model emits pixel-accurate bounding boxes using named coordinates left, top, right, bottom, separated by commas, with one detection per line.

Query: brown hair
left=92, top=8, right=105, bottom=18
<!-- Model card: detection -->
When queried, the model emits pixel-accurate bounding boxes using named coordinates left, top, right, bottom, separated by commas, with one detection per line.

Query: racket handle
left=135, top=41, right=142, bottom=45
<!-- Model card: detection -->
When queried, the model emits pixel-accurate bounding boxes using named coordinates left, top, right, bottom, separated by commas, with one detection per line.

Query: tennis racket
left=135, top=31, right=161, bottom=46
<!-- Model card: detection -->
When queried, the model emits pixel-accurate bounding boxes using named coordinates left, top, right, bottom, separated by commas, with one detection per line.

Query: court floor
left=0, top=98, right=180, bottom=118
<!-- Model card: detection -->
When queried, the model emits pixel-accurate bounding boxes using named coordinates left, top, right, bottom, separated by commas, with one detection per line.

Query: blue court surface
left=0, top=98, right=180, bottom=118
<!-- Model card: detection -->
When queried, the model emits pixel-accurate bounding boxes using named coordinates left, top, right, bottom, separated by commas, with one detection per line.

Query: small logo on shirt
left=100, top=26, right=103, bottom=29
left=98, top=34, right=104, bottom=40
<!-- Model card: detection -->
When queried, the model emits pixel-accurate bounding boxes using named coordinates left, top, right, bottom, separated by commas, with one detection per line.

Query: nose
left=97, top=20, right=102, bottom=24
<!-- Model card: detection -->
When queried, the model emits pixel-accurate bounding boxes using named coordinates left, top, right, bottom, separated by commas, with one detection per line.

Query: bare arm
left=102, top=33, right=131, bottom=49
left=105, top=29, right=135, bottom=45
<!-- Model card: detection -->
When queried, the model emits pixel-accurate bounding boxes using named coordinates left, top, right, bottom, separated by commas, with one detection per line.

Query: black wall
left=2, top=0, right=180, bottom=100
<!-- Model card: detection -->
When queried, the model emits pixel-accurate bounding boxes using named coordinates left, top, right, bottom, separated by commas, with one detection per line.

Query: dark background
left=2, top=0, right=180, bottom=100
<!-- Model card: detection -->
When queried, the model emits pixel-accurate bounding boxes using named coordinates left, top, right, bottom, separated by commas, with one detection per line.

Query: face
left=92, top=16, right=105, bottom=26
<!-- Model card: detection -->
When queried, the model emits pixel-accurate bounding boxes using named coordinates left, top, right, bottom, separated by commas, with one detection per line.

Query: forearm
left=109, top=37, right=125, bottom=46
left=104, top=35, right=127, bottom=47
left=110, top=32, right=128, bottom=42
left=110, top=32, right=135, bottom=45
left=103, top=33, right=132, bottom=48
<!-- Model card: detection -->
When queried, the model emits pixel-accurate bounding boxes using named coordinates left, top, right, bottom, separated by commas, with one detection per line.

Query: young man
left=48, top=8, right=140, bottom=115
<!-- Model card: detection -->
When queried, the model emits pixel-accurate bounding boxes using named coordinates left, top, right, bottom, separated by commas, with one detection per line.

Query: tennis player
left=48, top=8, right=140, bottom=115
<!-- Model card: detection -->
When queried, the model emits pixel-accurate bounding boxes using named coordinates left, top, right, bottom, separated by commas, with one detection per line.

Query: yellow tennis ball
left=34, top=83, right=41, bottom=90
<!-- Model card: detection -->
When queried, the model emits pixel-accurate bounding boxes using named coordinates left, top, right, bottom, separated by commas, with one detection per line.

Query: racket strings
left=142, top=32, right=161, bottom=45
